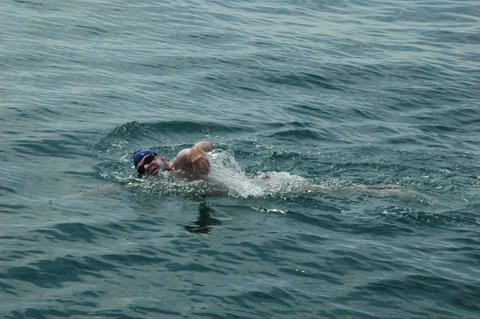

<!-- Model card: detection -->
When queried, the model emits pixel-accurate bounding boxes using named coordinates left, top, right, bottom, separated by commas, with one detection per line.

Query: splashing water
left=207, top=150, right=311, bottom=198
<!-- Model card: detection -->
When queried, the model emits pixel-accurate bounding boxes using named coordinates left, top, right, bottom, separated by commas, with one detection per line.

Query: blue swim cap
left=133, top=149, right=157, bottom=168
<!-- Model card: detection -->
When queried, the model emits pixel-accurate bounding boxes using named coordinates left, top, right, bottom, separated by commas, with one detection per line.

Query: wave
left=96, top=120, right=248, bottom=146
left=261, top=71, right=343, bottom=91
left=93, top=120, right=251, bottom=165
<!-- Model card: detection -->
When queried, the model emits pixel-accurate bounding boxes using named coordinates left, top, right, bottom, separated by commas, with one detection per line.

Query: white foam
left=207, top=150, right=310, bottom=198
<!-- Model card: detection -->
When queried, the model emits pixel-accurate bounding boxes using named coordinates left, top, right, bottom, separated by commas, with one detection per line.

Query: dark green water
left=1, top=0, right=480, bottom=318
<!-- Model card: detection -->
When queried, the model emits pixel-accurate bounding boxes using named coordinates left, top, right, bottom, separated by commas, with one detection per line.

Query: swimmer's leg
left=306, top=183, right=423, bottom=200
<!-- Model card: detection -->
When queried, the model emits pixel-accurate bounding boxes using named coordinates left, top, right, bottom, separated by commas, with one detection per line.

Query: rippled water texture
left=1, top=0, right=480, bottom=318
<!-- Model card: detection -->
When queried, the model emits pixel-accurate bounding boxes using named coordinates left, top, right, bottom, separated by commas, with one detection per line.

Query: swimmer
left=133, top=141, right=213, bottom=180
left=67, top=142, right=422, bottom=200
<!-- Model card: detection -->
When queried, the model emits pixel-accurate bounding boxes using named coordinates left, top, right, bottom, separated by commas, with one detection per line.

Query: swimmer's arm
left=171, top=141, right=213, bottom=170
left=170, top=149, right=190, bottom=172
left=171, top=142, right=212, bottom=179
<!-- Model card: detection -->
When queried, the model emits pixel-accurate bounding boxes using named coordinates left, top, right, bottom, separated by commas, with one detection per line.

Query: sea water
left=1, top=0, right=480, bottom=318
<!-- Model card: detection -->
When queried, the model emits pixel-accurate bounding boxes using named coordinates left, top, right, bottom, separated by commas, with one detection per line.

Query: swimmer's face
left=136, top=155, right=168, bottom=176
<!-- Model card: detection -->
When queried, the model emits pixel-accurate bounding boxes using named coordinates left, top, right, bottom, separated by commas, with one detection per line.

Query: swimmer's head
left=133, top=149, right=169, bottom=176
left=133, top=149, right=156, bottom=168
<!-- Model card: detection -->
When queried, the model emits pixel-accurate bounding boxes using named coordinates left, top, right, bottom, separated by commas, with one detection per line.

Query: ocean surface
left=1, top=0, right=480, bottom=318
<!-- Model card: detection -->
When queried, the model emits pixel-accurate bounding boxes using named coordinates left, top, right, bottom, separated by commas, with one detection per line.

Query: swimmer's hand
left=193, top=141, right=213, bottom=153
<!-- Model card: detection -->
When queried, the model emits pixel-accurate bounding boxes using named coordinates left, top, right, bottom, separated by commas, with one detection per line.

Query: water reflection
left=184, top=202, right=221, bottom=234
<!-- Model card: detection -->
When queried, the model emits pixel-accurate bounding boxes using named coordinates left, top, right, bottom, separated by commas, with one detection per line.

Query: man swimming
left=133, top=141, right=213, bottom=180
